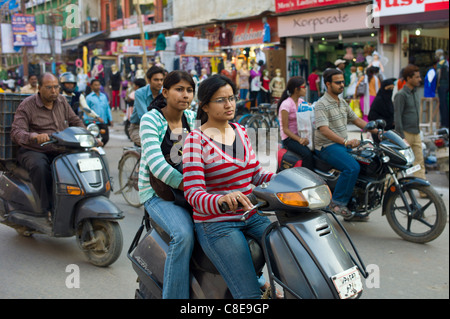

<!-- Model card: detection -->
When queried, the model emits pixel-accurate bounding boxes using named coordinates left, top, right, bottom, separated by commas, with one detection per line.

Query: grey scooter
left=0, top=127, right=124, bottom=267
left=129, top=167, right=368, bottom=299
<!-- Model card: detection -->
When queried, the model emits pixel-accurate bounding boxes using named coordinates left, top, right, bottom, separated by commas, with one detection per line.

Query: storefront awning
left=107, top=22, right=174, bottom=41
left=61, top=31, right=106, bottom=48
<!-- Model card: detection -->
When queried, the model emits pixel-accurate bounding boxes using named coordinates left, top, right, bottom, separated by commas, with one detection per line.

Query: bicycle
left=258, top=103, right=279, bottom=129
left=115, top=146, right=142, bottom=207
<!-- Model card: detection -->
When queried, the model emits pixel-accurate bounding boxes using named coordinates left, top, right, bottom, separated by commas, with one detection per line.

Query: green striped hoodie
left=138, top=108, right=197, bottom=203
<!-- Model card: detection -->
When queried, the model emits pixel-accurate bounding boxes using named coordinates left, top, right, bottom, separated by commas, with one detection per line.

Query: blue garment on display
left=424, top=68, right=437, bottom=98
left=263, top=23, right=271, bottom=43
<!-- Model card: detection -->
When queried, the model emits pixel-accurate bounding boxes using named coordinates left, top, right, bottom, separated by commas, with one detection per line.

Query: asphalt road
left=0, top=123, right=448, bottom=299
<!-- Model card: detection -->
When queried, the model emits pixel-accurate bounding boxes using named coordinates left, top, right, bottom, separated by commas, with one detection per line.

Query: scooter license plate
left=436, top=147, right=449, bottom=159
left=78, top=158, right=103, bottom=172
left=405, top=164, right=421, bottom=176
left=331, top=266, right=363, bottom=299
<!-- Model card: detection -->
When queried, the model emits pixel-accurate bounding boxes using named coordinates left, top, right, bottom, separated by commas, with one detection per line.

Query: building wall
left=173, top=0, right=275, bottom=28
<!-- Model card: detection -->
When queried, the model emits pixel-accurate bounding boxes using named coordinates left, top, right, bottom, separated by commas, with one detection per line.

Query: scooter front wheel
left=77, top=219, right=123, bottom=267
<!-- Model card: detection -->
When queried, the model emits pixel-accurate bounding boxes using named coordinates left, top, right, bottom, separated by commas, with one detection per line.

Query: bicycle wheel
left=118, top=152, right=142, bottom=207
left=246, top=115, right=270, bottom=130
left=245, top=115, right=270, bottom=149
left=238, top=114, right=254, bottom=127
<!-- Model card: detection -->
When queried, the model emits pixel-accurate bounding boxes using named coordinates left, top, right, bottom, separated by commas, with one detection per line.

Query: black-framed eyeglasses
left=211, top=95, right=237, bottom=105
left=44, top=85, right=61, bottom=90
left=332, top=81, right=345, bottom=85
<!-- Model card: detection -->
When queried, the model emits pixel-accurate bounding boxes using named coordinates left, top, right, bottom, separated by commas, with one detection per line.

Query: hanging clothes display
left=288, top=58, right=300, bottom=77
left=179, top=55, right=224, bottom=76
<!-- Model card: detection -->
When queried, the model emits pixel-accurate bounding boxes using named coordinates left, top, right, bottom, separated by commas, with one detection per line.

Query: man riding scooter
left=11, top=72, right=85, bottom=220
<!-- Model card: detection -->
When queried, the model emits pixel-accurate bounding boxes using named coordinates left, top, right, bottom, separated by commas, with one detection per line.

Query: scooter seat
left=4, top=161, right=31, bottom=182
left=191, top=236, right=265, bottom=276
left=147, top=210, right=266, bottom=276
left=313, top=154, right=334, bottom=172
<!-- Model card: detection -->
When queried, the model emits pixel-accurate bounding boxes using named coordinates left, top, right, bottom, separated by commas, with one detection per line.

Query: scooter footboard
left=263, top=210, right=364, bottom=299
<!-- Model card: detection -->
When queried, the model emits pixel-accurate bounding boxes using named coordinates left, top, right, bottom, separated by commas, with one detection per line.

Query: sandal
left=329, top=201, right=354, bottom=218
left=261, top=282, right=284, bottom=299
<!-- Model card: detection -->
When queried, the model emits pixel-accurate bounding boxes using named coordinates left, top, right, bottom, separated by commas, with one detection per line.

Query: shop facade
left=276, top=1, right=377, bottom=99
left=375, top=0, right=449, bottom=79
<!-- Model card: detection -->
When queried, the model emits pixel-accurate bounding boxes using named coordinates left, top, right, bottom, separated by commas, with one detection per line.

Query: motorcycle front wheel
left=385, top=184, right=447, bottom=243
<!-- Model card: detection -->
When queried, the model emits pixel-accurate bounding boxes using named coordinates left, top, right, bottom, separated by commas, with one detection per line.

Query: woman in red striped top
left=183, top=75, right=275, bottom=298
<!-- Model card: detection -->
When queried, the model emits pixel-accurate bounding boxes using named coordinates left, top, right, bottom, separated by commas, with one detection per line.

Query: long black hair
left=196, top=74, right=237, bottom=125
left=148, top=70, right=196, bottom=111
left=276, top=76, right=305, bottom=113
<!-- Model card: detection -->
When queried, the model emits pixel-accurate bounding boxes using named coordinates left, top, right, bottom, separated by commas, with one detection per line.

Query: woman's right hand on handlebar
left=218, top=191, right=254, bottom=213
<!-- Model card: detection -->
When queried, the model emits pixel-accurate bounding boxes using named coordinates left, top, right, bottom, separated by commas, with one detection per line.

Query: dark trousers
left=437, top=85, right=449, bottom=128
left=282, top=137, right=314, bottom=170
left=17, top=148, right=58, bottom=212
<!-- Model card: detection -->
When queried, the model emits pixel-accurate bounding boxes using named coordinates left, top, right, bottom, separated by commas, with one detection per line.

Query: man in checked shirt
left=11, top=72, right=85, bottom=218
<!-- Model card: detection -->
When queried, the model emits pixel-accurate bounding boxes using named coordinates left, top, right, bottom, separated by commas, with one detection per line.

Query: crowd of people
left=4, top=47, right=448, bottom=299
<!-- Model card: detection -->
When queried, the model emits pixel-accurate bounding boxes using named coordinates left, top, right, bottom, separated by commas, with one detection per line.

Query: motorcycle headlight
left=276, top=185, right=331, bottom=209
left=75, top=134, right=96, bottom=148
left=399, top=148, right=415, bottom=165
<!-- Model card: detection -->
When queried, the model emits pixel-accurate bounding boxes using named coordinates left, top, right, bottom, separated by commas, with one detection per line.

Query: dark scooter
left=0, top=126, right=124, bottom=267
left=129, top=167, right=368, bottom=299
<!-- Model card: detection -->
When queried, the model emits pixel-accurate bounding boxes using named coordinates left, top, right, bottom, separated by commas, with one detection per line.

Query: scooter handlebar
left=219, top=193, right=258, bottom=212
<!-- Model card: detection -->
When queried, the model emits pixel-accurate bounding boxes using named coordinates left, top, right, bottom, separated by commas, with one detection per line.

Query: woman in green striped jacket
left=138, top=70, right=197, bottom=299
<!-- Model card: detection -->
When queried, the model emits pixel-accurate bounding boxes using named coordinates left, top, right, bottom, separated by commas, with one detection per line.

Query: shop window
left=117, top=0, right=124, bottom=20
left=409, top=35, right=449, bottom=77
left=128, top=0, right=155, bottom=15
left=163, top=0, right=173, bottom=22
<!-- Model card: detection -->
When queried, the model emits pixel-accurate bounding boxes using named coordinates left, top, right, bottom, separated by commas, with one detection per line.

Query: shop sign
left=230, top=17, right=279, bottom=46
left=278, top=5, right=368, bottom=37
left=184, top=16, right=279, bottom=47
left=110, top=19, right=123, bottom=31
left=275, top=0, right=360, bottom=13
left=374, top=0, right=449, bottom=17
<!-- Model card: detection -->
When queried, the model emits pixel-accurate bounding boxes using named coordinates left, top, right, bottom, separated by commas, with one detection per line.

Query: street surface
left=0, top=121, right=448, bottom=299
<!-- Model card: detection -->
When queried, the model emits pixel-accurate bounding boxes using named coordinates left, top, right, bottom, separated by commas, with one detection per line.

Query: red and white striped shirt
left=183, top=123, right=274, bottom=222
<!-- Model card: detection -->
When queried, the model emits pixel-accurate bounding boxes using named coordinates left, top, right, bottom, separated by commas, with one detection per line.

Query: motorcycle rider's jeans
left=195, top=213, right=271, bottom=299
left=317, top=143, right=360, bottom=206
left=145, top=195, right=194, bottom=299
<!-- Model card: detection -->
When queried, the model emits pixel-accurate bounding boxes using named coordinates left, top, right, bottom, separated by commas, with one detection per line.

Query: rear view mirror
left=376, top=119, right=386, bottom=130
left=364, top=121, right=377, bottom=132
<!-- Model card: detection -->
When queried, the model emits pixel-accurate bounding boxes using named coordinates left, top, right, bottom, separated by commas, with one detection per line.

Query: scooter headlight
left=399, top=148, right=415, bottom=166
left=75, top=134, right=96, bottom=148
left=276, top=185, right=331, bottom=209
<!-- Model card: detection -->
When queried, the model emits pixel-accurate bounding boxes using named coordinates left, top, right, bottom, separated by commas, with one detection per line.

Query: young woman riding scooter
left=139, top=70, right=197, bottom=299
left=182, top=75, right=277, bottom=299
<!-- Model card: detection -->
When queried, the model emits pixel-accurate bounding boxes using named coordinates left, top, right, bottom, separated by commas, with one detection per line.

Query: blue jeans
left=240, top=88, right=249, bottom=100
left=144, top=196, right=194, bottom=299
left=317, top=143, right=360, bottom=206
left=195, top=214, right=271, bottom=299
